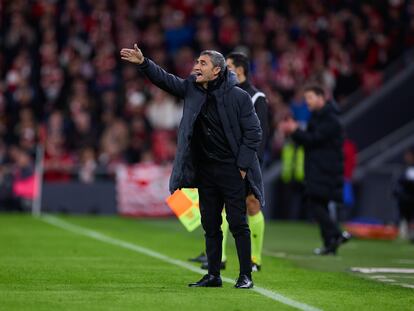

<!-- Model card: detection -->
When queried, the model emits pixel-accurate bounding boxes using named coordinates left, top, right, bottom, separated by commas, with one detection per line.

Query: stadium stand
left=1, top=0, right=414, bottom=215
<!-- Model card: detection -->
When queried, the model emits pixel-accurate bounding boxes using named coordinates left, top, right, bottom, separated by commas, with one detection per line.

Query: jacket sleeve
left=254, top=96, right=268, bottom=163
left=237, top=92, right=262, bottom=169
left=291, top=116, right=341, bottom=147
left=137, top=58, right=187, bottom=98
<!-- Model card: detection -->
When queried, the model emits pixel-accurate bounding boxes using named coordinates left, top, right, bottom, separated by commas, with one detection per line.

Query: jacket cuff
left=237, top=145, right=255, bottom=169
left=137, top=58, right=149, bottom=69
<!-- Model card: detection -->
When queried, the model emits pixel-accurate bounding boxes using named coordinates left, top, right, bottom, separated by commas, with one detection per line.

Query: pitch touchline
left=40, top=215, right=322, bottom=311
left=263, top=250, right=343, bottom=261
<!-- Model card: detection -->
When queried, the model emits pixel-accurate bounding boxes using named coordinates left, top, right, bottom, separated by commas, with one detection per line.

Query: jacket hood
left=224, top=67, right=239, bottom=89
left=210, top=67, right=238, bottom=95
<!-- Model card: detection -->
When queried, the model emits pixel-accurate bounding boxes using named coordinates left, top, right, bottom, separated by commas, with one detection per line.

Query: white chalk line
left=352, top=268, right=414, bottom=290
left=40, top=215, right=322, bottom=311
left=351, top=267, right=414, bottom=274
left=394, top=259, right=414, bottom=265
left=263, top=250, right=343, bottom=261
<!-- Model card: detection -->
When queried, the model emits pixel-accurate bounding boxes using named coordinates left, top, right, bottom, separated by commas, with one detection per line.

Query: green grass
left=0, top=213, right=413, bottom=311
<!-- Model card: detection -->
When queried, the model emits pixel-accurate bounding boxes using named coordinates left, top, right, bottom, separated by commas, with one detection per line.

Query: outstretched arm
left=120, top=44, right=187, bottom=98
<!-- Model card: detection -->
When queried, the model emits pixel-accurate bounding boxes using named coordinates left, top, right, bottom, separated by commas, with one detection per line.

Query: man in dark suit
left=120, top=45, right=264, bottom=288
left=279, top=84, right=350, bottom=255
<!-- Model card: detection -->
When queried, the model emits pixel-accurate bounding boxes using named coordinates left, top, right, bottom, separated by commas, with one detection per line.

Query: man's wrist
left=137, top=57, right=147, bottom=66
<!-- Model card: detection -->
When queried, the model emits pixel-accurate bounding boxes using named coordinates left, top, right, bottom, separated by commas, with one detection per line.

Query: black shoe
left=252, top=262, right=261, bottom=272
left=234, top=274, right=253, bottom=289
left=337, top=231, right=351, bottom=246
left=200, top=261, right=226, bottom=270
left=188, top=252, right=207, bottom=263
left=188, top=274, right=222, bottom=287
left=313, top=246, right=336, bottom=255
left=314, top=231, right=352, bottom=256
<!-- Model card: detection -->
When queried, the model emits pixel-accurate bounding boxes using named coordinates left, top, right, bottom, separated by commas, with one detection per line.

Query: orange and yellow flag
left=166, top=188, right=201, bottom=232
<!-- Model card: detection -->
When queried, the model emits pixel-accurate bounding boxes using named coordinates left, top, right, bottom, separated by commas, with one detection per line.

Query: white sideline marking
left=368, top=276, right=414, bottom=289
left=394, top=259, right=414, bottom=264
left=263, top=250, right=343, bottom=261
left=40, top=215, right=321, bottom=311
left=354, top=269, right=414, bottom=290
left=351, top=267, right=414, bottom=274
left=376, top=278, right=396, bottom=283
left=387, top=276, right=414, bottom=279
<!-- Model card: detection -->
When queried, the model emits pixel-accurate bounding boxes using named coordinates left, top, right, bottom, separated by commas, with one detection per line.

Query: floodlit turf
left=0, top=213, right=413, bottom=311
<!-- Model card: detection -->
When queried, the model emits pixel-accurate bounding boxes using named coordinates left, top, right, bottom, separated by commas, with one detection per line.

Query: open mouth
left=195, top=72, right=203, bottom=78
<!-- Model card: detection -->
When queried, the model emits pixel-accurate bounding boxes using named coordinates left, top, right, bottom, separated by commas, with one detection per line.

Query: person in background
left=279, top=84, right=350, bottom=255
left=393, top=148, right=414, bottom=243
left=43, top=134, right=74, bottom=182
left=78, top=147, right=97, bottom=183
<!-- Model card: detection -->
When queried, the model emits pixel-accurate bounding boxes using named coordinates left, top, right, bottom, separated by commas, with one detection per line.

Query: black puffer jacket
left=137, top=58, right=265, bottom=207
left=291, top=102, right=344, bottom=202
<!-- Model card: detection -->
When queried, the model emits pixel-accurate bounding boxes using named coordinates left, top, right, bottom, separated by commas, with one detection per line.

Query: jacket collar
left=314, top=100, right=339, bottom=117
left=238, top=80, right=250, bottom=90
left=192, top=68, right=238, bottom=95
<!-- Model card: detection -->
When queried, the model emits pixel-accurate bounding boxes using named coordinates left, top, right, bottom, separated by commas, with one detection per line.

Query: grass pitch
left=0, top=213, right=413, bottom=311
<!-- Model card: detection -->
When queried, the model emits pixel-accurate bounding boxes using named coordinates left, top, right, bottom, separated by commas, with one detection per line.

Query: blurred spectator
left=78, top=147, right=98, bottom=184
left=393, top=148, right=414, bottom=242
left=43, top=134, right=74, bottom=182
left=0, top=94, right=7, bottom=140
left=15, top=108, right=37, bottom=155
left=0, top=142, right=14, bottom=211
left=126, top=116, right=152, bottom=164
left=290, top=89, right=311, bottom=129
left=343, top=138, right=357, bottom=206
left=68, top=111, right=98, bottom=151
left=4, top=12, right=36, bottom=51
left=9, top=146, right=35, bottom=211
left=45, top=110, right=66, bottom=138
left=99, top=119, right=129, bottom=174
left=146, top=87, right=182, bottom=130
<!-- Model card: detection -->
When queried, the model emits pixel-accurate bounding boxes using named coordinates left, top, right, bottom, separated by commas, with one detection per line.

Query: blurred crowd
left=0, top=0, right=414, bottom=198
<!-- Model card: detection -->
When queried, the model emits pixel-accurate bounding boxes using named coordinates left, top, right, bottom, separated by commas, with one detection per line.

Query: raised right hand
left=120, top=44, right=144, bottom=64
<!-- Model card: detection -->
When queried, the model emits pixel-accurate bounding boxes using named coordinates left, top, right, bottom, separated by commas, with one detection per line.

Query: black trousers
left=307, top=196, right=342, bottom=247
left=197, top=161, right=251, bottom=277
left=399, top=201, right=414, bottom=222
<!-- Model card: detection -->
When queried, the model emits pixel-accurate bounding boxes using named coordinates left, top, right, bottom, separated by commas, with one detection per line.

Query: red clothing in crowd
left=43, top=151, right=74, bottom=182
left=343, top=139, right=357, bottom=180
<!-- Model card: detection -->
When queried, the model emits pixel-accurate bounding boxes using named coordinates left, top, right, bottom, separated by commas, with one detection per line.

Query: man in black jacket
left=279, top=85, right=350, bottom=255
left=393, top=148, right=414, bottom=243
left=120, top=45, right=264, bottom=288
left=195, top=52, right=268, bottom=272
left=213, top=52, right=268, bottom=268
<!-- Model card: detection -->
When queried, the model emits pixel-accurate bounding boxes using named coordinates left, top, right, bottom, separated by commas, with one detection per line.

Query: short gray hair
left=200, top=50, right=226, bottom=73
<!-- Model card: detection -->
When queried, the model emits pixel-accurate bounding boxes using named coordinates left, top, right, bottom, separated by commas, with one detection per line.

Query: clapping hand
left=279, top=117, right=299, bottom=135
